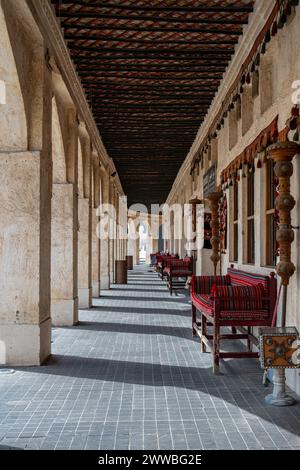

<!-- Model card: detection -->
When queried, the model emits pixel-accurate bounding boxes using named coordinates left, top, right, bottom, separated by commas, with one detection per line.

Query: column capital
left=267, top=141, right=300, bottom=162
left=205, top=191, right=223, bottom=203
left=205, top=191, right=223, bottom=275
left=267, top=141, right=298, bottom=286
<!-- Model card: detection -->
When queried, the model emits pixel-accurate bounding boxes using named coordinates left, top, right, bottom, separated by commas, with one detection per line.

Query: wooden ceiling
left=52, top=0, right=254, bottom=207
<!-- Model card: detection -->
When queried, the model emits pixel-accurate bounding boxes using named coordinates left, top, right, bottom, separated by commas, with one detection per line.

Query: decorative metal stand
left=260, top=327, right=299, bottom=406
left=206, top=192, right=223, bottom=276
left=265, top=141, right=300, bottom=406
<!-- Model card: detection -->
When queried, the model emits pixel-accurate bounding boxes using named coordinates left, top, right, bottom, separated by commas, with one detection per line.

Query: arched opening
left=139, top=222, right=148, bottom=264
left=0, top=2, right=27, bottom=151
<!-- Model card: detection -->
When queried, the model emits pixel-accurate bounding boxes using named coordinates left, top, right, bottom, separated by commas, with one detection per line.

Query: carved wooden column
left=266, top=141, right=299, bottom=407
left=268, top=142, right=299, bottom=319
left=189, top=198, right=202, bottom=273
left=206, top=192, right=223, bottom=276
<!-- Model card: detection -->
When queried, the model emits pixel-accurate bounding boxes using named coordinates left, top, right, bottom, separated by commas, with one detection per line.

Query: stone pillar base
left=0, top=317, right=51, bottom=366
left=92, top=281, right=100, bottom=298
left=110, top=271, right=114, bottom=284
left=101, top=275, right=110, bottom=290
left=78, top=288, right=92, bottom=309
left=51, top=298, right=78, bottom=326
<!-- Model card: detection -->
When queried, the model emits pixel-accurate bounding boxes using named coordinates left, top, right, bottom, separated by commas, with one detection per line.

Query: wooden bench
left=164, top=257, right=193, bottom=295
left=156, top=254, right=178, bottom=280
left=191, top=267, right=277, bottom=374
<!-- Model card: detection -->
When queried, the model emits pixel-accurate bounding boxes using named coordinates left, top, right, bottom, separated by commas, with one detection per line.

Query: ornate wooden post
left=189, top=198, right=202, bottom=273
left=266, top=141, right=300, bottom=406
left=205, top=192, right=223, bottom=276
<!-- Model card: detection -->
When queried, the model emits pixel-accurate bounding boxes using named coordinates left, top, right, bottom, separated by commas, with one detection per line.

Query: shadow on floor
left=88, top=305, right=190, bottom=317
left=0, top=444, right=22, bottom=450
left=98, top=295, right=188, bottom=303
left=72, top=321, right=197, bottom=340
left=18, top=354, right=300, bottom=436
left=108, top=287, right=167, bottom=292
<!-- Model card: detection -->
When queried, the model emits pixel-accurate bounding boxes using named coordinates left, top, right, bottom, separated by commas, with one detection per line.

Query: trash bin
left=126, top=255, right=133, bottom=270
left=115, top=260, right=127, bottom=284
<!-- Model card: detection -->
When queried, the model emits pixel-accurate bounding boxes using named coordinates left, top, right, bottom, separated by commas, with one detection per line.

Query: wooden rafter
left=53, top=0, right=254, bottom=206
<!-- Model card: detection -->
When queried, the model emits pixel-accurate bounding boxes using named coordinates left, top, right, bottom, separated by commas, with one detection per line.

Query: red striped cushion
left=193, top=275, right=231, bottom=294
left=171, top=259, right=192, bottom=271
left=220, top=309, right=270, bottom=320
left=192, top=294, right=214, bottom=316
left=213, top=284, right=265, bottom=310
left=172, top=270, right=193, bottom=277
left=228, top=268, right=270, bottom=296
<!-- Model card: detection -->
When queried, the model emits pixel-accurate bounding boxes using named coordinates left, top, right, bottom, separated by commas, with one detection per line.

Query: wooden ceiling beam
left=53, top=1, right=253, bottom=14
left=62, top=22, right=243, bottom=36
left=64, top=34, right=236, bottom=46
left=77, top=66, right=226, bottom=73
left=81, top=75, right=222, bottom=81
left=74, top=55, right=232, bottom=62
left=57, top=11, right=248, bottom=26
left=86, top=93, right=215, bottom=100
left=84, top=83, right=216, bottom=90
left=68, top=44, right=234, bottom=55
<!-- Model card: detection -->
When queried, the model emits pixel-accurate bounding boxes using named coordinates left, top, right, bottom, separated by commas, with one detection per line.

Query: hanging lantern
left=265, top=29, right=271, bottom=43
left=261, top=41, right=266, bottom=54
left=271, top=21, right=278, bottom=36
left=278, top=11, right=287, bottom=29
left=255, top=53, right=260, bottom=67
left=286, top=1, right=292, bottom=16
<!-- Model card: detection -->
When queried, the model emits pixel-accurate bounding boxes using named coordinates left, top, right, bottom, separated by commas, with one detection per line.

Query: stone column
left=0, top=17, right=52, bottom=365
left=78, top=197, right=92, bottom=308
left=109, top=180, right=115, bottom=282
left=91, top=206, right=100, bottom=297
left=0, top=150, right=52, bottom=366
left=135, top=224, right=140, bottom=265
left=91, top=152, right=101, bottom=298
left=128, top=216, right=136, bottom=264
left=99, top=167, right=110, bottom=289
left=51, top=182, right=78, bottom=324
left=77, top=123, right=92, bottom=309
left=51, top=108, right=79, bottom=326
left=113, top=187, right=119, bottom=281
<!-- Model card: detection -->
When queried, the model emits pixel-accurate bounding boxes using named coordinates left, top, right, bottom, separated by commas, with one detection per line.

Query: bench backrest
left=192, top=275, right=231, bottom=295
left=227, top=267, right=277, bottom=312
left=170, top=258, right=193, bottom=271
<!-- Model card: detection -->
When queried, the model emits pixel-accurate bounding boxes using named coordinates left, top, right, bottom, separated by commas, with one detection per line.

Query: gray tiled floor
left=0, top=264, right=300, bottom=450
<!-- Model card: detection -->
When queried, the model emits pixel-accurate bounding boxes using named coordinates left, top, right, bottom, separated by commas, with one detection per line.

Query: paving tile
left=0, top=265, right=299, bottom=450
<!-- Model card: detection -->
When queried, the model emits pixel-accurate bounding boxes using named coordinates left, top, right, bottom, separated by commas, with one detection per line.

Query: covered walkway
left=0, top=265, right=299, bottom=450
